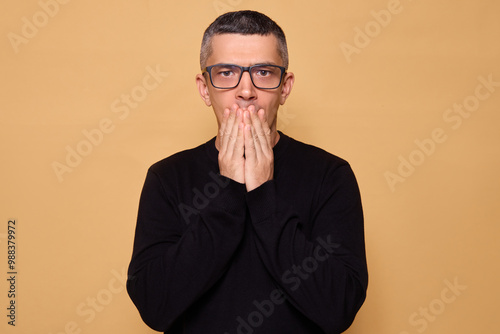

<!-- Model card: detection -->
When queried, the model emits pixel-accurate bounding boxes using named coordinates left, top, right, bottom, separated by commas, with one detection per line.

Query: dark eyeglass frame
left=203, top=63, right=287, bottom=90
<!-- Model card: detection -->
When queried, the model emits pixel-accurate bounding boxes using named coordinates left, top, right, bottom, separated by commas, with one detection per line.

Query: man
left=127, top=10, right=368, bottom=334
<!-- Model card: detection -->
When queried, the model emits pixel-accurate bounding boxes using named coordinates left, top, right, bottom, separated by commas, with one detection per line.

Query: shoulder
left=148, top=138, right=215, bottom=178
left=283, top=134, right=350, bottom=172
left=277, top=134, right=361, bottom=209
left=279, top=133, right=360, bottom=195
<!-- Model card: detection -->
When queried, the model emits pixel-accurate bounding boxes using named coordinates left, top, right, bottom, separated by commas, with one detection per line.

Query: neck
left=272, top=130, right=280, bottom=147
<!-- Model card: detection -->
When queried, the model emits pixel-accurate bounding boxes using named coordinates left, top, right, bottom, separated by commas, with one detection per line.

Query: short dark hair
left=200, top=10, right=289, bottom=70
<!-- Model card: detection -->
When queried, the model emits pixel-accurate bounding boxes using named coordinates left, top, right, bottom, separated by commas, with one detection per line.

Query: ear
left=279, top=72, right=295, bottom=105
left=196, top=73, right=212, bottom=107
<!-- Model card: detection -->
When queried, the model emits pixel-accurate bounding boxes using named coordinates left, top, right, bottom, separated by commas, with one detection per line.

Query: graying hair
left=200, top=10, right=289, bottom=70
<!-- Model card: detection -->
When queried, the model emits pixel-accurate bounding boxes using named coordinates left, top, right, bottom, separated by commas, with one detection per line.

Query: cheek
left=209, top=90, right=233, bottom=111
left=262, top=95, right=281, bottom=114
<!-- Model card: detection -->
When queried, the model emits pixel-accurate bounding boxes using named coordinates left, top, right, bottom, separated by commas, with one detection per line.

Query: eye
left=213, top=66, right=238, bottom=78
left=256, top=70, right=271, bottom=77
left=220, top=70, right=234, bottom=77
left=253, top=66, right=277, bottom=78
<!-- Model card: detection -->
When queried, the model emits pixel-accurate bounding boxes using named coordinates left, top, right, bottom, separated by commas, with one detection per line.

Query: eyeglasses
left=203, top=64, right=286, bottom=89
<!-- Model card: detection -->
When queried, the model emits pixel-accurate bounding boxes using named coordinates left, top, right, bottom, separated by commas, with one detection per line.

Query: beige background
left=1, top=0, right=499, bottom=333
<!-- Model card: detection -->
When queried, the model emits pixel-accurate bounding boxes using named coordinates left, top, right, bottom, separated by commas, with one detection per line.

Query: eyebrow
left=253, top=62, right=279, bottom=66
left=214, top=62, right=280, bottom=66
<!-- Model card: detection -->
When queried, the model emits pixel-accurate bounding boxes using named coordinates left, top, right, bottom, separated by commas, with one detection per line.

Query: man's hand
left=243, top=105, right=274, bottom=192
left=217, top=104, right=245, bottom=184
left=217, top=104, right=275, bottom=191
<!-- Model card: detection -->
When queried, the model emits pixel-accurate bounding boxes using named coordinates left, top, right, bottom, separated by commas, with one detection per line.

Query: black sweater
left=127, top=132, right=368, bottom=334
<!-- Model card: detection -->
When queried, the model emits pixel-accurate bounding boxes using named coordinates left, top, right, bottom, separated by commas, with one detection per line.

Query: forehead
left=207, top=33, right=282, bottom=66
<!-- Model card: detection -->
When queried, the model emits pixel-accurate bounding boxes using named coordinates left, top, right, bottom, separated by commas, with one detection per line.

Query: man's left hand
left=243, top=105, right=275, bottom=192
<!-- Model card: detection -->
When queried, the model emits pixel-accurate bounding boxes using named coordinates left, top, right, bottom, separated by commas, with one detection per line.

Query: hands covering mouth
left=216, top=103, right=276, bottom=192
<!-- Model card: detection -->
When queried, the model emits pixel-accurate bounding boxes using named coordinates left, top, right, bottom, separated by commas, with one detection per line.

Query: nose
left=236, top=70, right=257, bottom=102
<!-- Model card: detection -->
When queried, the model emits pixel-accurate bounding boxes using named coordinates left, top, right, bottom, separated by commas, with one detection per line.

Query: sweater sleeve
left=127, top=168, right=246, bottom=331
left=245, top=163, right=368, bottom=334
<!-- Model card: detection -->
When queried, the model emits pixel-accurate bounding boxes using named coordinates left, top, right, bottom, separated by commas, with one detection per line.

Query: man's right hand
left=217, top=104, right=245, bottom=184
